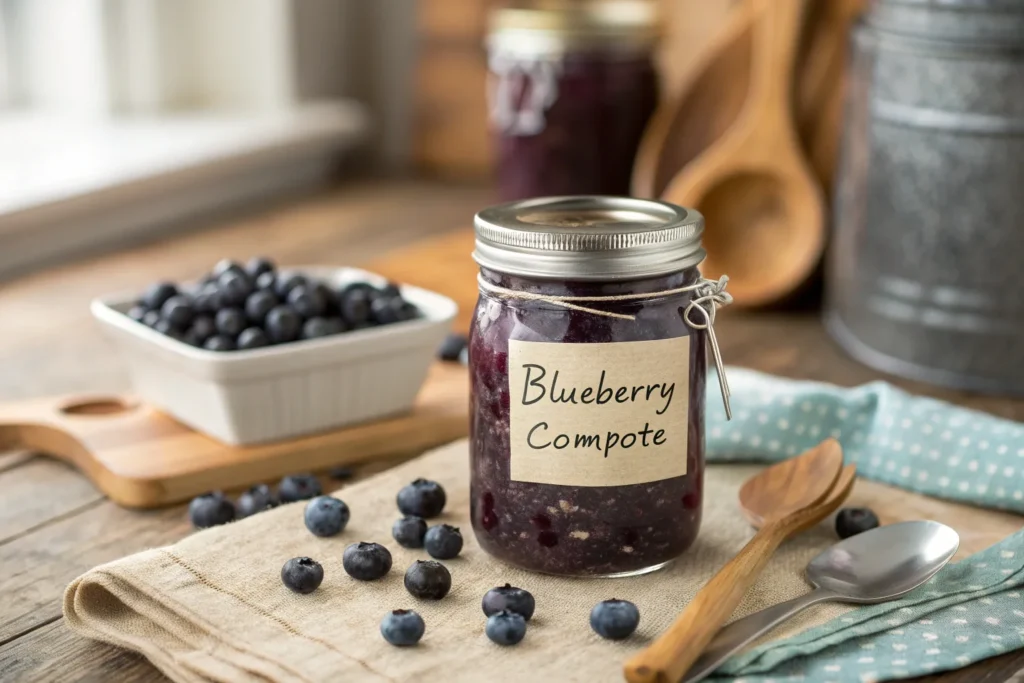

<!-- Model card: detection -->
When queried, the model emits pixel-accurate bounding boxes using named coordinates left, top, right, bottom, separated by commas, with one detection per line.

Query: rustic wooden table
left=1, top=179, right=1021, bottom=682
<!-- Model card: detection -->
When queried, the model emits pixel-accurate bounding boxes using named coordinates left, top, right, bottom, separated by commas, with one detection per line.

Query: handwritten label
left=509, top=338, right=689, bottom=487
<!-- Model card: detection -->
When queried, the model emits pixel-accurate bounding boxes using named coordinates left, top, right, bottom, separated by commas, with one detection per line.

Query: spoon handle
left=623, top=522, right=789, bottom=683
left=681, top=587, right=841, bottom=683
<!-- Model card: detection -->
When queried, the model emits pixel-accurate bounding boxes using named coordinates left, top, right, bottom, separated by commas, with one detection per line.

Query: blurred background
left=1, top=0, right=1023, bottom=394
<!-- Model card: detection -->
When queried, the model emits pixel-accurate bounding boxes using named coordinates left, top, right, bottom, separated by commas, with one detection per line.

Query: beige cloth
left=64, top=440, right=853, bottom=683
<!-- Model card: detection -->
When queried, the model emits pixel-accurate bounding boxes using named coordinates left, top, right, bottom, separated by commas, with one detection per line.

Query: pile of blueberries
left=187, top=474, right=641, bottom=647
left=125, top=257, right=420, bottom=351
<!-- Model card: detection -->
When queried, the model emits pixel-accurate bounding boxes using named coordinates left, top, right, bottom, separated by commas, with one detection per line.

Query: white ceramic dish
left=91, top=266, right=458, bottom=445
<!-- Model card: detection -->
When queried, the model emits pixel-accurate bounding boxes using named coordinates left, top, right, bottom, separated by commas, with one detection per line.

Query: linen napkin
left=706, top=367, right=1024, bottom=514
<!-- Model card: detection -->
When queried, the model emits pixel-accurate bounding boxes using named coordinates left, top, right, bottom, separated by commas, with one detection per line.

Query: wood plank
left=0, top=457, right=103, bottom=543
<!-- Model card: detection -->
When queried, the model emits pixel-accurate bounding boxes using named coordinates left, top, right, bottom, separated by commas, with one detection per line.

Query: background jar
left=826, top=0, right=1024, bottom=393
left=469, top=196, right=709, bottom=577
left=486, top=1, right=659, bottom=200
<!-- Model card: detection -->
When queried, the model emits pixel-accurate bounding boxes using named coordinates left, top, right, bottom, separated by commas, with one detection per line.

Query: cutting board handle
left=0, top=393, right=141, bottom=454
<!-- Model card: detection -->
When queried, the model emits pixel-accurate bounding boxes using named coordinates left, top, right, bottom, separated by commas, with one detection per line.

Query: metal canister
left=826, top=0, right=1024, bottom=394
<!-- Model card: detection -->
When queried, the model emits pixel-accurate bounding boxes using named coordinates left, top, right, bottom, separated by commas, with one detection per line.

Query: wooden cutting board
left=0, top=363, right=467, bottom=509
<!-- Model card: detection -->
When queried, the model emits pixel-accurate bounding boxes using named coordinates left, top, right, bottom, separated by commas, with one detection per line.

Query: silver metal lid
left=473, top=196, right=705, bottom=280
left=487, top=1, right=659, bottom=57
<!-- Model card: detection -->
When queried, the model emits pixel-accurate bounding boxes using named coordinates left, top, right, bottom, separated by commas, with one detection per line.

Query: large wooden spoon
left=661, top=0, right=825, bottom=308
left=623, top=439, right=845, bottom=683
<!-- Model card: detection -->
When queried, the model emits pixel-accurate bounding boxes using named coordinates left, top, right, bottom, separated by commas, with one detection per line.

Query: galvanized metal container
left=826, top=0, right=1024, bottom=394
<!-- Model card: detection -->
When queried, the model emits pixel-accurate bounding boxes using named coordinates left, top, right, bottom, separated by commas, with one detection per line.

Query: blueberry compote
left=469, top=267, right=706, bottom=576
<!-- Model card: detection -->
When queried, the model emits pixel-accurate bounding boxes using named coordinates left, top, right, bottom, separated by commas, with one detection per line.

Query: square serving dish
left=91, top=267, right=458, bottom=445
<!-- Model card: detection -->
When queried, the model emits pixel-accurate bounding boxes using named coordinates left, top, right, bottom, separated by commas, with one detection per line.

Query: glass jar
left=486, top=1, right=659, bottom=200
left=469, top=196, right=724, bottom=577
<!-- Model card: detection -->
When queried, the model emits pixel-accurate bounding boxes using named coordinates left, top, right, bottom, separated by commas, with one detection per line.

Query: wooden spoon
left=661, top=0, right=825, bottom=308
left=623, top=439, right=845, bottom=683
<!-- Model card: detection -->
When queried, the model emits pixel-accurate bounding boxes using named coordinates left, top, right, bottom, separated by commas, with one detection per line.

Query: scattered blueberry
left=424, top=524, right=463, bottom=560
left=217, top=271, right=253, bottom=307
left=437, top=333, right=468, bottom=362
left=380, top=609, right=425, bottom=646
left=142, top=282, right=178, bottom=310
left=236, top=484, right=277, bottom=518
left=203, top=334, right=236, bottom=351
left=397, top=479, right=447, bottom=518
left=127, top=305, right=148, bottom=323
left=265, top=305, right=302, bottom=343
left=188, top=492, right=235, bottom=528
left=287, top=285, right=328, bottom=318
left=160, top=295, right=195, bottom=329
left=343, top=542, right=393, bottom=581
left=245, top=290, right=279, bottom=325
left=281, top=556, right=323, bottom=594
left=302, top=317, right=345, bottom=339
left=237, top=327, right=270, bottom=350
left=304, top=495, right=350, bottom=537
left=142, top=310, right=162, bottom=327
left=392, top=516, right=428, bottom=549
left=278, top=474, right=322, bottom=503
left=215, top=307, right=247, bottom=337
left=835, top=507, right=880, bottom=539
left=590, top=599, right=640, bottom=640
left=482, top=584, right=535, bottom=621
left=246, top=256, right=275, bottom=280
left=328, top=466, right=355, bottom=480
left=403, top=560, right=451, bottom=600
left=486, top=610, right=527, bottom=646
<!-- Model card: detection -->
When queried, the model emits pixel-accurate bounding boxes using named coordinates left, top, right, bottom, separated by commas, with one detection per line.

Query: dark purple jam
left=490, top=50, right=658, bottom=200
left=469, top=267, right=706, bottom=576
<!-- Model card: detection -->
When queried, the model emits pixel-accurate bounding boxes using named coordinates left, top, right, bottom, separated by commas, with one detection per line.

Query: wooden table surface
left=1, top=179, right=1021, bottom=682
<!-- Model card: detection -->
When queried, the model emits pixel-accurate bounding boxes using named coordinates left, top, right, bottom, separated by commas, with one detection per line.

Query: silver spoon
left=682, top=520, right=960, bottom=683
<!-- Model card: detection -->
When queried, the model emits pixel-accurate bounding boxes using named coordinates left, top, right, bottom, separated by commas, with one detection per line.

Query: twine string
left=477, top=274, right=734, bottom=419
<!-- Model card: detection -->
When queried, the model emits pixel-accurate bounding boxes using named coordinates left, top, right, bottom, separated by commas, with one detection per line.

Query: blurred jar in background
left=487, top=1, right=659, bottom=200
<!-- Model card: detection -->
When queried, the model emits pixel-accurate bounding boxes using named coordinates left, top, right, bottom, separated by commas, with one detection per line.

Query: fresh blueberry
left=370, top=296, right=407, bottom=325
left=245, top=256, right=275, bottom=280
left=161, top=295, right=195, bottom=329
left=338, top=286, right=373, bottom=326
left=403, top=560, right=451, bottom=600
left=396, top=479, right=446, bottom=518
left=437, top=333, right=468, bottom=362
left=301, top=317, right=345, bottom=339
left=255, top=271, right=276, bottom=291
left=343, top=542, right=393, bottom=581
left=265, top=305, right=302, bottom=343
left=287, top=285, right=328, bottom=319
left=380, top=609, right=425, bottom=646
left=482, top=584, right=535, bottom=621
left=215, top=307, right=247, bottom=337
left=380, top=282, right=402, bottom=299
left=314, top=282, right=337, bottom=313
left=245, top=289, right=279, bottom=324
left=304, top=495, right=350, bottom=537
left=142, top=310, right=162, bottom=327
left=237, top=327, right=270, bottom=350
left=274, top=272, right=308, bottom=300
left=127, top=305, right=149, bottom=323
left=392, top=516, right=428, bottom=549
left=835, top=507, right=880, bottom=539
left=212, top=259, right=247, bottom=280
left=590, top=599, right=640, bottom=640
left=236, top=484, right=277, bottom=518
left=281, top=556, right=323, bottom=594
left=329, top=466, right=355, bottom=480
left=203, top=334, right=236, bottom=351
left=142, top=282, right=178, bottom=310
left=193, top=284, right=221, bottom=314
left=153, top=318, right=184, bottom=340
left=217, top=271, right=253, bottom=308
left=188, top=491, right=235, bottom=528
left=278, top=474, right=322, bottom=503
left=424, top=524, right=463, bottom=560
left=486, top=610, right=527, bottom=646
left=188, top=315, right=217, bottom=344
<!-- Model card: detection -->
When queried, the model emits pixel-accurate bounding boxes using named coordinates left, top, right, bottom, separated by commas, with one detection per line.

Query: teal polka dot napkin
left=706, top=367, right=1024, bottom=513
left=702, top=368, right=1024, bottom=681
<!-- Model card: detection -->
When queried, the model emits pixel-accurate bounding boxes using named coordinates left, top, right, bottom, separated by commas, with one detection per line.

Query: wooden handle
left=623, top=521, right=790, bottom=683
left=750, top=0, right=809, bottom=115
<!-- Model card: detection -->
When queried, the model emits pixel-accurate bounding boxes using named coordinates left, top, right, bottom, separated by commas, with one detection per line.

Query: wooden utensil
left=661, top=0, right=825, bottom=308
left=742, top=462, right=857, bottom=528
left=0, top=363, right=468, bottom=508
left=623, top=438, right=845, bottom=683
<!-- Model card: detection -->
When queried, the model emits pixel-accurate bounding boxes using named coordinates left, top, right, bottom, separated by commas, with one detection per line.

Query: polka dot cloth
left=710, top=532, right=1024, bottom=682
left=706, top=367, right=1024, bottom=513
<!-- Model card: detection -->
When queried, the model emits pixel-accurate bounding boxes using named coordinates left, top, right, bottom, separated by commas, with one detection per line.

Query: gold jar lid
left=488, top=1, right=660, bottom=56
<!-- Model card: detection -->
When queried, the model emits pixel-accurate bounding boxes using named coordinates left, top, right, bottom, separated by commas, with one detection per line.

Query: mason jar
left=468, top=196, right=728, bottom=577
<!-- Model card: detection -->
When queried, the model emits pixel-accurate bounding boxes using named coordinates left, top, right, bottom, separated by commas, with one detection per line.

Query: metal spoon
left=682, top=520, right=961, bottom=683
